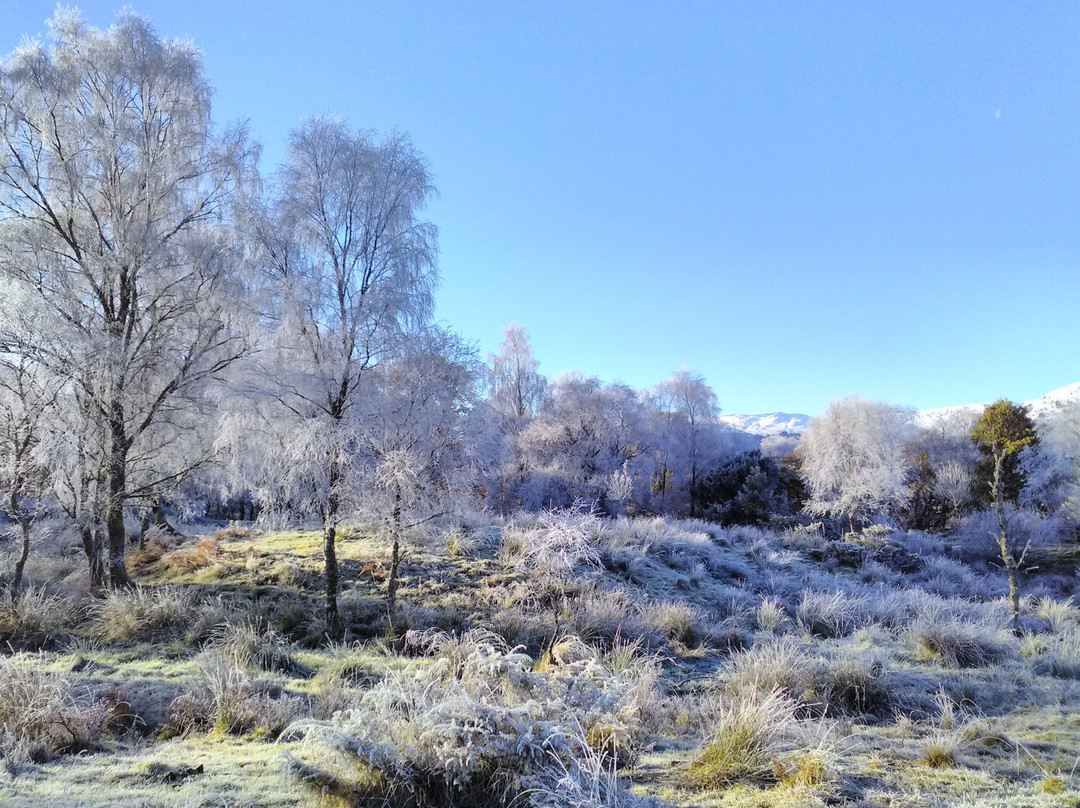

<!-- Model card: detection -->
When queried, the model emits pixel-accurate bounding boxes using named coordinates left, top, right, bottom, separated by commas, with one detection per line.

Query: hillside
left=2, top=514, right=1080, bottom=807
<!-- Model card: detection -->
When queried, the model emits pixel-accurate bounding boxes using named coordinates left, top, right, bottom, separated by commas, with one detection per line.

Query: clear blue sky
left=6, top=2, right=1080, bottom=415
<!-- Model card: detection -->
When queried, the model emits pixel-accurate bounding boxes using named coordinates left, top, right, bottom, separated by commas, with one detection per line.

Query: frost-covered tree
left=0, top=321, right=61, bottom=599
left=480, top=324, right=547, bottom=509
left=901, top=414, right=981, bottom=531
left=651, top=369, right=720, bottom=517
left=488, top=324, right=547, bottom=420
left=972, top=400, right=1038, bottom=620
left=357, top=328, right=479, bottom=613
left=247, top=117, right=438, bottom=627
left=1022, top=402, right=1080, bottom=520
left=799, top=396, right=914, bottom=532
left=0, top=11, right=256, bottom=587
left=517, top=374, right=650, bottom=512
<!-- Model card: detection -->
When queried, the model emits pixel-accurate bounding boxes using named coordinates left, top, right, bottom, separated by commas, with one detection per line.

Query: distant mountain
left=720, top=383, right=1080, bottom=441
left=716, top=412, right=811, bottom=437
left=915, top=382, right=1080, bottom=428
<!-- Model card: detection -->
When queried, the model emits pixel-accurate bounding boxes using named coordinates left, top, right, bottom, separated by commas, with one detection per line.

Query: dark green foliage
left=780, top=451, right=809, bottom=514
left=972, top=400, right=1037, bottom=509
left=696, top=451, right=789, bottom=526
left=902, top=451, right=951, bottom=532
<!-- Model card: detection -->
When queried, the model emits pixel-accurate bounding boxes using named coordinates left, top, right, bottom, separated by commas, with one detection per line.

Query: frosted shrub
left=164, top=650, right=301, bottom=738
left=525, top=725, right=662, bottom=808
left=1038, top=628, right=1080, bottom=679
left=954, top=507, right=1066, bottom=566
left=206, top=620, right=302, bottom=675
left=639, top=600, right=707, bottom=649
left=521, top=505, right=602, bottom=576
left=754, top=596, right=790, bottom=634
left=1036, top=596, right=1080, bottom=634
left=724, top=640, right=814, bottom=704
left=445, top=525, right=480, bottom=558
left=283, top=630, right=649, bottom=807
left=919, top=556, right=1002, bottom=600
left=725, top=642, right=901, bottom=720
left=569, top=590, right=660, bottom=650
left=814, top=652, right=898, bottom=719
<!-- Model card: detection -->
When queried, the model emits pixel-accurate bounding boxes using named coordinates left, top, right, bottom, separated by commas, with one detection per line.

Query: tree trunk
left=992, top=452, right=1021, bottom=623
left=387, top=487, right=403, bottom=615
left=9, top=519, right=31, bottom=602
left=323, top=457, right=341, bottom=634
left=688, top=464, right=698, bottom=518
left=106, top=412, right=134, bottom=589
left=82, top=525, right=106, bottom=592
left=323, top=523, right=339, bottom=632
left=138, top=507, right=150, bottom=551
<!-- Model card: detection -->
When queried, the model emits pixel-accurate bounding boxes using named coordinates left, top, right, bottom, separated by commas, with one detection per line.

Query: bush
left=814, top=653, right=897, bottom=719
left=1036, top=596, right=1080, bottom=634
left=1038, top=629, right=1080, bottom=679
left=919, top=732, right=959, bottom=768
left=754, top=596, right=790, bottom=634
left=695, top=451, right=788, bottom=527
left=569, top=590, right=660, bottom=651
left=521, top=505, right=603, bottom=576
left=206, top=620, right=305, bottom=675
left=639, top=600, right=707, bottom=649
left=724, top=640, right=814, bottom=705
left=725, top=642, right=900, bottom=720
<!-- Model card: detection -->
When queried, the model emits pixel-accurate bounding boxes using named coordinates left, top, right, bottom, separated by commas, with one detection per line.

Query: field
left=2, top=513, right=1080, bottom=808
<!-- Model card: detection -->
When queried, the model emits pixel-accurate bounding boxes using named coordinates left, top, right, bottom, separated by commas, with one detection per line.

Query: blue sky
left=5, top=2, right=1080, bottom=415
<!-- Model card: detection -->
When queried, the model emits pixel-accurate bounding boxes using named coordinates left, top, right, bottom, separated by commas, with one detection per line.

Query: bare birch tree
left=253, top=117, right=438, bottom=628
left=0, top=11, right=256, bottom=587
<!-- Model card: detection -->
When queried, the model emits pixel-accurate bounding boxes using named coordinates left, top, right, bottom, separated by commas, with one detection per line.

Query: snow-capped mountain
left=716, top=412, right=811, bottom=437
left=915, top=382, right=1080, bottom=428
left=721, top=383, right=1080, bottom=440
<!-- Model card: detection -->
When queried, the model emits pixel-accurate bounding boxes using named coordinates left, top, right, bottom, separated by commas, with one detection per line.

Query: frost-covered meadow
left=4, top=511, right=1080, bottom=807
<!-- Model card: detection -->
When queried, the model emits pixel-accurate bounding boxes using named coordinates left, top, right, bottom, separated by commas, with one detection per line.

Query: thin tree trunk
left=138, top=507, right=151, bottom=550
left=323, top=456, right=341, bottom=634
left=10, top=519, right=31, bottom=602
left=991, top=452, right=1021, bottom=623
left=688, top=464, right=697, bottom=518
left=387, top=487, right=403, bottom=615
